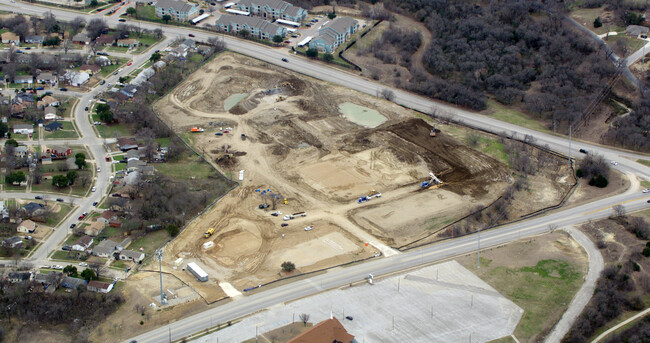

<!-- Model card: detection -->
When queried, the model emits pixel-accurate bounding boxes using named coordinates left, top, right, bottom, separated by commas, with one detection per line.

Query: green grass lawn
left=32, top=171, right=92, bottom=196
left=50, top=250, right=85, bottom=261
left=638, top=159, right=650, bottom=167
left=605, top=35, right=646, bottom=54
left=129, top=230, right=169, bottom=256
left=133, top=33, right=163, bottom=54
left=46, top=203, right=74, bottom=227
left=134, top=4, right=157, bottom=21
left=42, top=121, right=79, bottom=139
left=156, top=154, right=216, bottom=180
left=96, top=123, right=132, bottom=138
left=466, top=259, right=583, bottom=341
left=568, top=6, right=625, bottom=35
left=476, top=136, right=508, bottom=165
left=99, top=58, right=129, bottom=77
left=641, top=180, right=650, bottom=189
left=155, top=137, right=171, bottom=146
left=111, top=259, right=127, bottom=269
left=483, top=100, right=550, bottom=133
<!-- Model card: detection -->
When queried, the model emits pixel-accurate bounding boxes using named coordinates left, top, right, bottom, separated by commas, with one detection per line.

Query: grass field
left=484, top=100, right=550, bottom=133
left=477, top=136, right=508, bottom=164
left=641, top=180, right=650, bottom=188
left=129, top=230, right=169, bottom=256
left=638, top=159, right=650, bottom=167
left=568, top=6, right=624, bottom=35
left=96, top=122, right=132, bottom=138
left=155, top=154, right=215, bottom=180
left=42, top=121, right=79, bottom=139
left=46, top=203, right=74, bottom=227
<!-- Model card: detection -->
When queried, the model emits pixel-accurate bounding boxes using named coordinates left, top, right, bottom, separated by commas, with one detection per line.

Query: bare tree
left=612, top=204, right=626, bottom=218
left=299, top=313, right=310, bottom=326
left=380, top=88, right=395, bottom=101
left=153, top=28, right=163, bottom=39
left=86, top=19, right=107, bottom=40
left=61, top=39, right=72, bottom=54
left=69, top=16, right=86, bottom=35
left=90, top=263, right=106, bottom=279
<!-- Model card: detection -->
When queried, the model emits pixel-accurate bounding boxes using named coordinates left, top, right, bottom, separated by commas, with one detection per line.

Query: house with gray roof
left=215, top=15, right=287, bottom=40
left=310, top=16, right=359, bottom=53
left=155, top=0, right=200, bottom=22
left=626, top=25, right=649, bottom=37
left=93, top=239, right=118, bottom=258
left=14, top=75, right=34, bottom=84
left=25, top=35, right=44, bottom=44
left=119, top=249, right=145, bottom=262
left=61, top=276, right=87, bottom=289
left=236, top=0, right=307, bottom=22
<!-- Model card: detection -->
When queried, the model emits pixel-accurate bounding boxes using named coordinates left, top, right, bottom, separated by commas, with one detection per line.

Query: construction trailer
left=187, top=262, right=208, bottom=282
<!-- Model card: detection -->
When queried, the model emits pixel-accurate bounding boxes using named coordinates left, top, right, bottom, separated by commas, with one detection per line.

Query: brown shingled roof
left=287, top=318, right=354, bottom=343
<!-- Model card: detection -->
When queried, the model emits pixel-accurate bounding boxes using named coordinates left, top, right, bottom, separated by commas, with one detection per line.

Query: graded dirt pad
left=154, top=52, right=511, bottom=299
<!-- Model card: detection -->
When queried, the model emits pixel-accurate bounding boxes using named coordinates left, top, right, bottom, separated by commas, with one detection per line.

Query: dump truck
left=367, top=190, right=382, bottom=199
left=283, top=214, right=295, bottom=221
left=204, top=228, right=214, bottom=238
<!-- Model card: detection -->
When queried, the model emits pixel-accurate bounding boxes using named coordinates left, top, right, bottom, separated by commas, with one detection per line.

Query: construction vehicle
left=293, top=212, right=307, bottom=217
left=204, top=228, right=215, bottom=238
left=283, top=198, right=288, bottom=205
left=190, top=127, right=204, bottom=133
left=259, top=204, right=270, bottom=209
left=283, top=214, right=294, bottom=221
left=421, top=172, right=443, bottom=188
left=430, top=127, right=436, bottom=137
left=216, top=153, right=233, bottom=162
left=367, top=190, right=382, bottom=199
left=276, top=95, right=286, bottom=102
left=271, top=211, right=282, bottom=216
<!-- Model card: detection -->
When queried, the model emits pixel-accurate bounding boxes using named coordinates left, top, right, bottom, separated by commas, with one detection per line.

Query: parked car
left=304, top=226, right=314, bottom=231
left=579, top=149, right=588, bottom=154
left=78, top=215, right=85, bottom=220
left=62, top=245, right=72, bottom=250
left=45, top=91, right=53, bottom=95
left=56, top=198, right=64, bottom=202
left=93, top=201, right=98, bottom=206
left=105, top=156, right=110, bottom=161
left=36, top=86, right=43, bottom=90
left=127, top=61, right=132, bottom=66
left=93, top=121, right=102, bottom=125
left=97, top=52, right=109, bottom=56
left=79, top=262, right=88, bottom=267
left=119, top=18, right=126, bottom=22
left=188, top=33, right=195, bottom=37
left=85, top=106, right=89, bottom=111
left=25, top=236, right=32, bottom=240
left=92, top=187, right=97, bottom=192
left=345, top=316, right=353, bottom=321
left=59, top=88, right=68, bottom=91
left=97, top=167, right=101, bottom=172
left=610, top=161, right=618, bottom=166
left=100, top=80, right=106, bottom=85
left=281, top=223, right=288, bottom=227
left=35, top=196, right=43, bottom=200
left=68, top=223, right=75, bottom=228
left=643, top=189, right=650, bottom=193
left=113, top=71, right=118, bottom=75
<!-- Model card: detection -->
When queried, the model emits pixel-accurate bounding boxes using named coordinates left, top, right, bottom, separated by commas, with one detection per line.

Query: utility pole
left=477, top=228, right=481, bottom=269
left=156, top=249, right=166, bottom=305
left=568, top=125, right=572, bottom=169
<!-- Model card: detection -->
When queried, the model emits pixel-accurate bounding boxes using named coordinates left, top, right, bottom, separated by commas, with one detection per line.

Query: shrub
left=306, top=48, right=318, bottom=58
left=281, top=261, right=295, bottom=273
left=593, top=17, right=602, bottom=28
left=588, top=174, right=608, bottom=188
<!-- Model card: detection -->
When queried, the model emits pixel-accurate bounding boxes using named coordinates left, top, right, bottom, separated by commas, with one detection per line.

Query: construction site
left=153, top=52, right=572, bottom=300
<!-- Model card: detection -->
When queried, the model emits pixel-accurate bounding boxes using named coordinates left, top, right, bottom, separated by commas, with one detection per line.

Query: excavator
left=421, top=172, right=443, bottom=189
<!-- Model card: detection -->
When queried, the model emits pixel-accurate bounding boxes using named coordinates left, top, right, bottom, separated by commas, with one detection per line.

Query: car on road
left=92, top=187, right=97, bottom=192
left=78, top=215, right=85, bottom=220
left=97, top=167, right=101, bottom=172
left=188, top=33, right=195, bottom=37
left=345, top=316, right=353, bottom=321
left=79, top=262, right=88, bottom=267
left=100, top=80, right=106, bottom=85
left=281, top=223, right=288, bottom=227
left=579, top=149, right=588, bottom=154
left=25, top=236, right=32, bottom=240
left=281, top=58, right=288, bottom=62
left=85, top=106, right=89, bottom=111
left=304, top=226, right=314, bottom=231
left=119, top=18, right=126, bottom=22
left=35, top=196, right=43, bottom=200
left=113, top=71, right=118, bottom=75
left=127, top=61, right=133, bottom=66
left=59, top=88, right=68, bottom=91
left=284, top=40, right=290, bottom=44
left=53, top=265, right=63, bottom=270
left=611, top=161, right=618, bottom=166
left=82, top=212, right=88, bottom=216
left=97, top=52, right=108, bottom=56
left=643, top=189, right=650, bottom=193
left=56, top=198, right=64, bottom=202
left=93, top=201, right=98, bottom=206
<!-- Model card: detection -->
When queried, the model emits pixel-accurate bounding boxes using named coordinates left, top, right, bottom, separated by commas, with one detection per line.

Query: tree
left=322, top=53, right=334, bottom=62
left=86, top=18, right=107, bottom=39
left=90, top=0, right=98, bottom=6
left=166, top=224, right=179, bottom=237
left=380, top=88, right=395, bottom=101
left=272, top=35, right=283, bottom=43
left=162, top=14, right=172, bottom=24
left=328, top=12, right=336, bottom=19
left=150, top=52, right=162, bottom=62
left=63, top=265, right=78, bottom=277
left=90, top=263, right=106, bottom=279
left=66, top=171, right=78, bottom=185
left=306, top=48, right=318, bottom=58
left=52, top=174, right=69, bottom=188
left=61, top=39, right=72, bottom=54
left=299, top=313, right=310, bottom=326
left=80, top=268, right=97, bottom=281
left=126, top=7, right=137, bottom=16
left=4, top=139, right=17, bottom=147
left=281, top=261, right=295, bottom=273
left=593, top=17, right=602, bottom=28
left=239, top=29, right=250, bottom=38
left=5, top=171, right=25, bottom=184
left=32, top=168, right=42, bottom=185
left=589, top=174, right=608, bottom=188
left=69, top=16, right=86, bottom=35
left=43, top=36, right=61, bottom=46
left=74, top=153, right=86, bottom=169
left=96, top=103, right=114, bottom=123
left=154, top=28, right=163, bottom=38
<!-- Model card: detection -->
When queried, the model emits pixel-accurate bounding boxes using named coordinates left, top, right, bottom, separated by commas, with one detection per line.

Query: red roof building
left=287, top=318, right=355, bottom=343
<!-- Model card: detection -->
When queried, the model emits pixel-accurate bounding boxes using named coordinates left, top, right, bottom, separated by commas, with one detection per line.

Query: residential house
left=97, top=210, right=117, bottom=225
left=36, top=72, right=56, bottom=85
left=170, top=45, right=187, bottom=58
left=25, top=35, right=44, bottom=44
left=119, top=249, right=145, bottom=262
left=125, top=149, right=140, bottom=161
left=1, top=32, right=20, bottom=45
left=139, top=165, right=155, bottom=175
left=17, top=219, right=36, bottom=233
left=180, top=38, right=196, bottom=50
left=44, top=107, right=57, bottom=120
left=626, top=25, right=649, bottom=37
left=215, top=15, right=287, bottom=40
left=117, top=38, right=141, bottom=48
left=235, top=0, right=307, bottom=22
left=127, top=159, right=147, bottom=173
left=95, top=55, right=111, bottom=66
left=85, top=221, right=105, bottom=237
left=92, top=239, right=117, bottom=257
left=96, top=34, right=115, bottom=46
left=14, top=75, right=34, bottom=84
left=72, top=33, right=91, bottom=45
left=61, top=276, right=87, bottom=289
left=13, top=124, right=33, bottom=134
left=155, top=0, right=200, bottom=21
left=23, top=202, right=45, bottom=217
left=87, top=280, right=113, bottom=293
left=60, top=53, right=81, bottom=62
left=152, top=60, right=167, bottom=71
left=13, top=145, right=27, bottom=158
left=71, top=235, right=93, bottom=252
left=34, top=272, right=63, bottom=293
left=15, top=93, right=36, bottom=107
left=65, top=71, right=90, bottom=87
left=2, top=236, right=23, bottom=249
left=44, top=121, right=63, bottom=132
left=117, top=137, right=138, bottom=151
left=287, top=318, right=355, bottom=343
left=120, top=84, right=138, bottom=99
left=109, top=219, right=123, bottom=228
left=45, top=146, right=71, bottom=158
left=7, top=271, right=33, bottom=283
left=117, top=237, right=131, bottom=250
left=78, top=64, right=101, bottom=75
left=41, top=95, right=59, bottom=106
left=309, top=17, right=359, bottom=53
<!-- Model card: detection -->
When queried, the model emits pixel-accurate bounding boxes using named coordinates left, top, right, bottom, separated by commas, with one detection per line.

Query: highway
left=0, top=2, right=647, bottom=342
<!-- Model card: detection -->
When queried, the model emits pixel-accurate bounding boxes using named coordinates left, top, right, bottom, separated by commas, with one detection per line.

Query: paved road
left=591, top=307, right=650, bottom=343
left=544, top=226, right=604, bottom=343
left=128, top=192, right=650, bottom=343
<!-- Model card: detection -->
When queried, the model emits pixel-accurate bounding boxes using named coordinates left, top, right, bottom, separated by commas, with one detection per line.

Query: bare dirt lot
left=152, top=52, right=564, bottom=299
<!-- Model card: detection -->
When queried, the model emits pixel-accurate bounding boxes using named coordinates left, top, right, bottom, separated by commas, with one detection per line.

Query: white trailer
left=187, top=262, right=208, bottom=282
